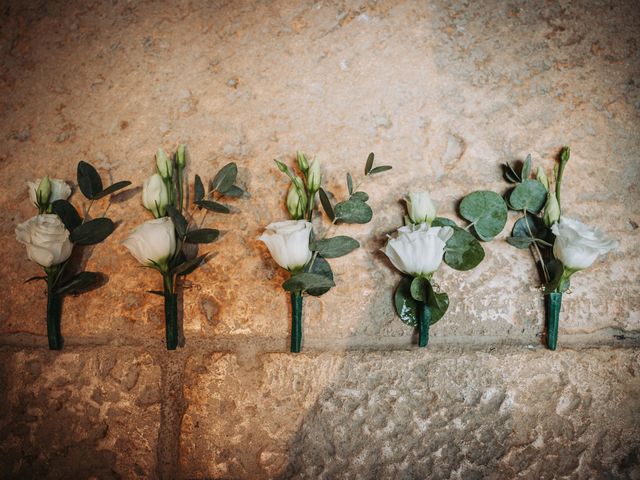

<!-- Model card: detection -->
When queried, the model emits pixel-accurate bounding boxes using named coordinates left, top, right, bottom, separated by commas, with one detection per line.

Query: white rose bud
left=28, top=177, right=71, bottom=208
left=123, top=217, right=177, bottom=269
left=383, top=223, right=453, bottom=277
left=286, top=183, right=307, bottom=220
left=156, top=148, right=172, bottom=179
left=405, top=191, right=437, bottom=225
left=142, top=174, right=171, bottom=218
left=15, top=214, right=73, bottom=268
left=307, top=159, right=321, bottom=192
left=543, top=193, right=560, bottom=226
left=551, top=216, right=618, bottom=270
left=258, top=220, right=313, bottom=271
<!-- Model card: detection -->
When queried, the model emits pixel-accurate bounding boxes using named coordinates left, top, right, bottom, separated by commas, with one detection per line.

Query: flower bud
left=176, top=144, right=186, bottom=169
left=405, top=191, right=437, bottom=225
left=296, top=151, right=309, bottom=173
left=537, top=166, right=549, bottom=191
left=543, top=193, right=560, bottom=226
left=286, top=183, right=307, bottom=220
left=156, top=148, right=172, bottom=179
left=36, top=176, right=52, bottom=206
left=142, top=174, right=171, bottom=218
left=307, top=159, right=321, bottom=192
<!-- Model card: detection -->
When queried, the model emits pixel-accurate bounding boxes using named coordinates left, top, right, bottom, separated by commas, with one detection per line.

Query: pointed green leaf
left=184, top=228, right=220, bottom=244
left=172, top=254, right=209, bottom=276
left=221, top=185, right=244, bottom=197
left=364, top=152, right=374, bottom=175
left=311, top=236, right=359, bottom=258
left=443, top=226, right=485, bottom=271
left=459, top=190, right=508, bottom=241
left=70, top=218, right=115, bottom=245
left=55, top=271, right=102, bottom=296
left=522, top=154, right=532, bottom=180
left=77, top=161, right=103, bottom=199
left=334, top=199, right=372, bottom=224
left=509, top=180, right=547, bottom=214
left=166, top=205, right=188, bottom=238
left=503, top=163, right=521, bottom=183
left=194, top=175, right=205, bottom=202
left=51, top=200, right=82, bottom=231
left=318, top=188, right=335, bottom=221
left=196, top=200, right=230, bottom=213
left=24, top=276, right=47, bottom=284
left=282, top=272, right=335, bottom=293
left=304, top=255, right=334, bottom=296
left=92, top=180, right=132, bottom=200
left=346, top=172, right=353, bottom=195
left=211, top=163, right=238, bottom=193
left=368, top=165, right=392, bottom=175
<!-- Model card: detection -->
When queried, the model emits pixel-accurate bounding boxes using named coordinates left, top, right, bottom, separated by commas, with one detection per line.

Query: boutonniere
left=386, top=189, right=507, bottom=346
left=123, top=145, right=244, bottom=350
left=259, top=152, right=391, bottom=352
left=504, top=147, right=617, bottom=349
left=16, top=163, right=131, bottom=349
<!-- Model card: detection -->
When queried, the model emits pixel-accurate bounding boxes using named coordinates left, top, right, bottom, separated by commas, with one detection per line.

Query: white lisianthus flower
left=15, top=214, right=73, bottom=268
left=383, top=223, right=453, bottom=277
left=258, top=220, right=313, bottom=271
left=123, top=217, right=177, bottom=268
left=551, top=217, right=618, bottom=270
left=142, top=174, right=171, bottom=218
left=27, top=178, right=71, bottom=206
left=405, top=191, right=437, bottom=225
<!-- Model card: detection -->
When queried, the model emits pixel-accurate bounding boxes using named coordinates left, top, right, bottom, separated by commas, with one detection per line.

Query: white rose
left=551, top=216, right=618, bottom=270
left=142, top=173, right=171, bottom=218
left=383, top=223, right=453, bottom=277
left=27, top=178, right=71, bottom=206
left=258, top=220, right=313, bottom=271
left=15, top=214, right=73, bottom=268
left=405, top=191, right=437, bottom=225
left=123, top=217, right=177, bottom=268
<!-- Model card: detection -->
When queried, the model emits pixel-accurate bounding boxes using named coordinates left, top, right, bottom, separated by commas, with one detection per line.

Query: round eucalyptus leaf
left=509, top=180, right=547, bottom=214
left=432, top=217, right=457, bottom=228
left=443, top=226, right=485, bottom=271
left=512, top=214, right=551, bottom=242
left=410, top=276, right=429, bottom=302
left=304, top=255, right=334, bottom=296
left=334, top=199, right=373, bottom=224
left=459, top=190, right=508, bottom=241
left=426, top=285, right=449, bottom=323
left=394, top=277, right=418, bottom=327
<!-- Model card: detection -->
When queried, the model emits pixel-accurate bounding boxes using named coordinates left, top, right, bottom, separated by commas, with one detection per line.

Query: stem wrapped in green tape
left=163, top=274, right=178, bottom=350
left=291, top=292, right=303, bottom=353
left=546, top=292, right=562, bottom=351
left=46, top=278, right=63, bottom=350
left=417, top=300, right=431, bottom=348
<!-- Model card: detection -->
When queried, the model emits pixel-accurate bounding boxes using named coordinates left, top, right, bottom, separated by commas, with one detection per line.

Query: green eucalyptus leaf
left=318, top=188, right=335, bottom=221
left=172, top=254, right=209, bottom=276
left=511, top=214, right=552, bottom=243
left=503, top=163, right=521, bottom=183
left=282, top=272, right=335, bottom=293
left=51, top=200, right=82, bottom=231
left=334, top=199, right=372, bottom=224
left=410, top=276, right=429, bottom=302
left=196, top=200, right=230, bottom=213
left=443, top=226, right=485, bottom=271
left=194, top=174, right=205, bottom=202
left=346, top=172, right=353, bottom=195
left=506, top=236, right=535, bottom=249
left=432, top=217, right=457, bottom=228
left=70, top=218, right=115, bottom=245
left=166, top=205, right=188, bottom=238
left=364, top=152, right=374, bottom=175
left=311, top=235, right=359, bottom=258
left=350, top=191, right=369, bottom=202
left=522, top=154, right=532, bottom=180
left=24, top=275, right=47, bottom=284
left=509, top=180, right=547, bottom=214
left=394, top=276, right=419, bottom=326
left=544, top=259, right=566, bottom=293
left=304, top=255, right=334, bottom=296
left=185, top=228, right=220, bottom=244
left=459, top=190, right=508, bottom=241
left=221, top=185, right=244, bottom=197
left=77, top=161, right=103, bottom=199
left=92, top=180, right=132, bottom=200
left=426, top=284, right=449, bottom=323
left=211, top=163, right=238, bottom=193
left=368, top=165, right=392, bottom=175
left=55, top=271, right=102, bottom=296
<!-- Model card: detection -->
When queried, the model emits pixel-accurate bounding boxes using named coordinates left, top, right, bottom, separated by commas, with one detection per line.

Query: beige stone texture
left=0, top=0, right=638, bottom=478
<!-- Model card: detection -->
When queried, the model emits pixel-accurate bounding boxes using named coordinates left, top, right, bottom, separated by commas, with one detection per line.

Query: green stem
left=46, top=273, right=63, bottom=350
left=290, top=292, right=303, bottom=353
left=417, top=299, right=431, bottom=348
left=177, top=166, right=185, bottom=214
left=546, top=292, right=562, bottom=351
left=163, top=274, right=178, bottom=350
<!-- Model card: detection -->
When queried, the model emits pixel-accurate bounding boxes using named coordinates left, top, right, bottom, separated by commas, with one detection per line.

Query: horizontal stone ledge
left=0, top=329, right=638, bottom=352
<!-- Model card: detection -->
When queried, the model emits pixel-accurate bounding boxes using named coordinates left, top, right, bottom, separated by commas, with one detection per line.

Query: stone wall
left=1, top=0, right=639, bottom=478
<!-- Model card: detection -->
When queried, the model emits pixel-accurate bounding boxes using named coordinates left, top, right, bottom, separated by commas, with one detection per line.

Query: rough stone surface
left=180, top=348, right=640, bottom=479
left=0, top=349, right=161, bottom=479
left=0, top=0, right=638, bottom=478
